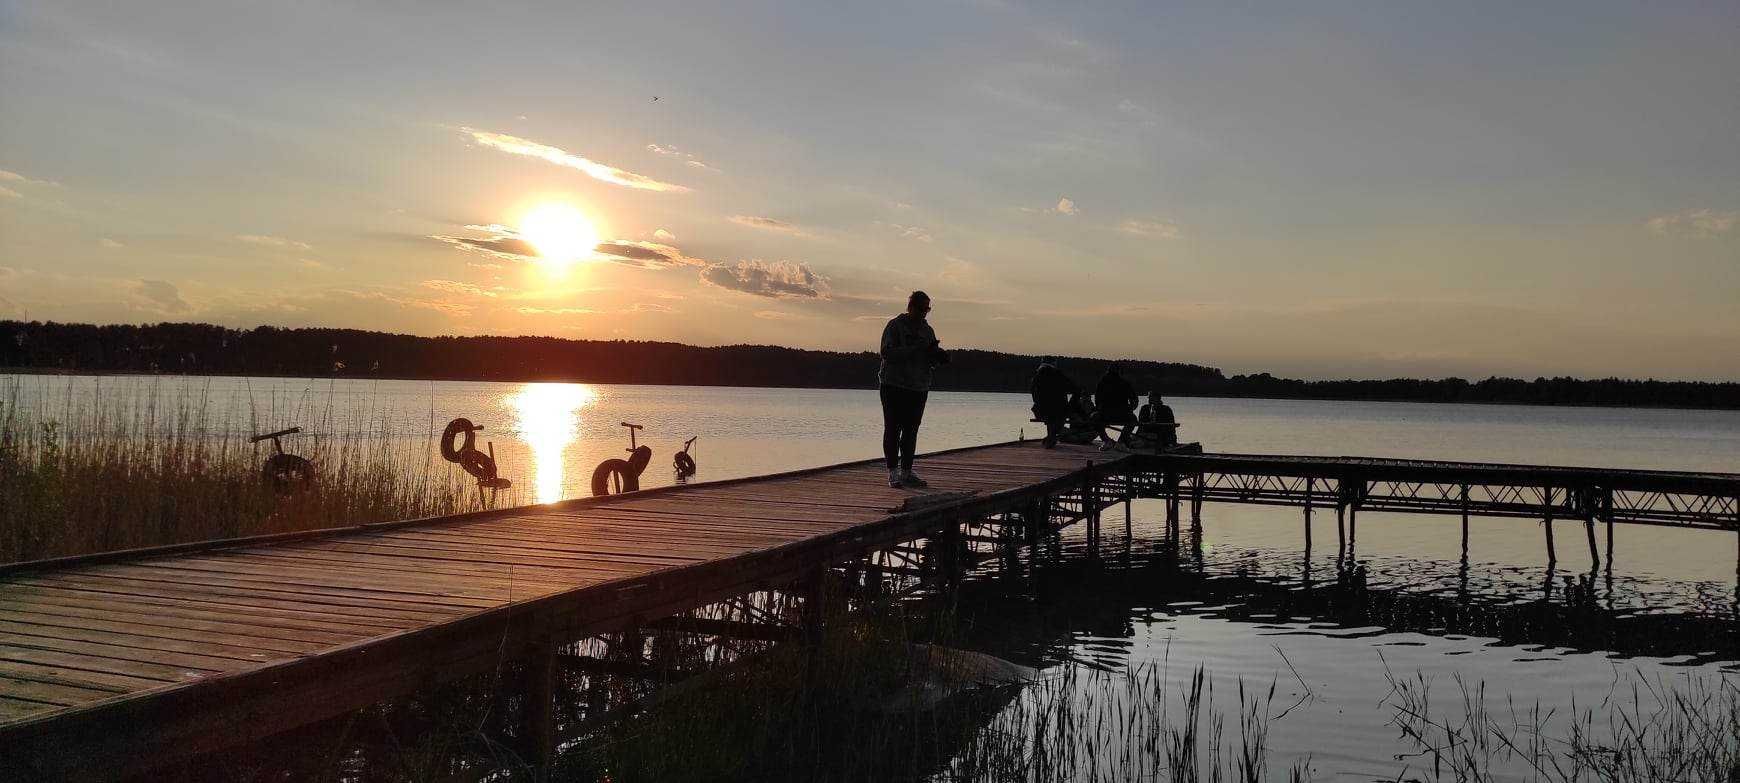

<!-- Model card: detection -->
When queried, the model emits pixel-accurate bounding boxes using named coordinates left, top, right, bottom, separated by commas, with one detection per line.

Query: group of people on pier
left=1030, top=358, right=1176, bottom=450
left=873, top=291, right=1180, bottom=488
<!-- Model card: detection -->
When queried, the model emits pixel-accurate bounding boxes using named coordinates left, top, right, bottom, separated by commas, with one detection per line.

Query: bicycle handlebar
left=620, top=422, right=644, bottom=430
left=250, top=427, right=302, bottom=443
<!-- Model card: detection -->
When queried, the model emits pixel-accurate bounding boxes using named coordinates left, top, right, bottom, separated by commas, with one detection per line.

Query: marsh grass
left=555, top=608, right=1307, bottom=783
left=1383, top=663, right=1740, bottom=782
left=0, top=377, right=501, bottom=563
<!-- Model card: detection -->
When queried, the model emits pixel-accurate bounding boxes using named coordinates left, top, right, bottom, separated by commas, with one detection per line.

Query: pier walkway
left=0, top=440, right=1127, bottom=779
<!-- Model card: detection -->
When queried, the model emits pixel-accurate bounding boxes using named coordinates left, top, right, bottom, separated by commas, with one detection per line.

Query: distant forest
left=3, top=320, right=1739, bottom=409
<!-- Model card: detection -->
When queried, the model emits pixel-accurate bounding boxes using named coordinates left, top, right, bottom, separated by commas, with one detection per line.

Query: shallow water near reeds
left=6, top=373, right=1739, bottom=778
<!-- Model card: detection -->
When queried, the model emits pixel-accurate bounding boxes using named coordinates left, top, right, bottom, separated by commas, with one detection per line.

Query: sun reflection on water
left=509, top=383, right=595, bottom=503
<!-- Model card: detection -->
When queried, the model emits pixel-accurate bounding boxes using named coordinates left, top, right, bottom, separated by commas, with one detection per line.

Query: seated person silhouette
left=1134, top=391, right=1179, bottom=449
left=1029, top=357, right=1077, bottom=449
left=1092, top=363, right=1139, bottom=447
left=1053, top=392, right=1102, bottom=445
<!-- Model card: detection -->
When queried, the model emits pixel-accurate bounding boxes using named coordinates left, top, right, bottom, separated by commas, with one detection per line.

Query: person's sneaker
left=900, top=470, right=928, bottom=488
left=889, top=468, right=903, bottom=488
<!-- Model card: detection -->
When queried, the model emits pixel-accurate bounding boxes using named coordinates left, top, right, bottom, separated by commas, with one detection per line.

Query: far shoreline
left=6, top=367, right=1740, bottom=414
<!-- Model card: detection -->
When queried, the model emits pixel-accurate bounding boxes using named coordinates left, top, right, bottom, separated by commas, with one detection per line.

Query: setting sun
left=519, top=203, right=599, bottom=271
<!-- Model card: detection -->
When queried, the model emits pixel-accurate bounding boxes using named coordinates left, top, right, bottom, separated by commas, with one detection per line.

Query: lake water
left=7, top=374, right=1740, bottom=778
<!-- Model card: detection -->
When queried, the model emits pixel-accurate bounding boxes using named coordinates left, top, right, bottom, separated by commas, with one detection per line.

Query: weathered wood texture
left=0, top=441, right=1123, bottom=779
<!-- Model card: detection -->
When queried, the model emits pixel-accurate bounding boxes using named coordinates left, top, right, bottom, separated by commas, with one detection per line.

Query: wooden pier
left=0, top=441, right=1130, bottom=779
left=2, top=441, right=1738, bottom=779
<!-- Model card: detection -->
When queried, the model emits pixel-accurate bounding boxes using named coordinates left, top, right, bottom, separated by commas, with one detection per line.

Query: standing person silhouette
left=877, top=291, right=948, bottom=487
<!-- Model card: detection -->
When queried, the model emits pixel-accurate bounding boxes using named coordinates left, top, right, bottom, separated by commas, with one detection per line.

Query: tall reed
left=0, top=377, right=497, bottom=564
left=1383, top=664, right=1740, bottom=781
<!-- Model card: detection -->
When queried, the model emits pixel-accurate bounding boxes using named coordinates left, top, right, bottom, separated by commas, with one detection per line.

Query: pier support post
left=1335, top=503, right=1346, bottom=561
left=1190, top=475, right=1203, bottom=525
left=1583, top=489, right=1600, bottom=571
left=1124, top=488, right=1133, bottom=541
left=800, top=568, right=826, bottom=649
left=1164, top=471, right=1179, bottom=528
left=1603, top=491, right=1614, bottom=571
left=1026, top=497, right=1045, bottom=549
left=1543, top=486, right=1557, bottom=568
left=516, top=634, right=556, bottom=774
left=941, top=521, right=964, bottom=584
left=1303, top=478, right=1314, bottom=552
left=1080, top=468, right=1099, bottom=552
left=1460, top=484, right=1470, bottom=559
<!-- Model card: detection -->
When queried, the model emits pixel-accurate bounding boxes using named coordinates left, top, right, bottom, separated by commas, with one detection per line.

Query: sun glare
left=519, top=203, right=599, bottom=271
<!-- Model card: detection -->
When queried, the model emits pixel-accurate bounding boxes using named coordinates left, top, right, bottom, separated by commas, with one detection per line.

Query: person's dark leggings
left=879, top=384, right=928, bottom=472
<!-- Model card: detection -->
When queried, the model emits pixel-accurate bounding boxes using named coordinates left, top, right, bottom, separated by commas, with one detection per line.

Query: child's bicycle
left=674, top=436, right=699, bottom=481
left=592, top=422, right=654, bottom=496
left=251, top=427, right=315, bottom=495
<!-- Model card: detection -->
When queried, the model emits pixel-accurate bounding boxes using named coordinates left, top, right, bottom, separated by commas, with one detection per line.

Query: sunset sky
left=1, top=1, right=1736, bottom=380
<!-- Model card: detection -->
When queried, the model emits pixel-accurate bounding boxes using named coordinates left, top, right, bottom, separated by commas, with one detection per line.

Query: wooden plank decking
left=0, top=440, right=1126, bottom=777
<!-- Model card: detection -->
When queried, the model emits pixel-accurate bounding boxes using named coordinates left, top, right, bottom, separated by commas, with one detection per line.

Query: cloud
left=1034, top=303, right=1153, bottom=317
left=0, top=170, right=59, bottom=187
left=98, top=238, right=124, bottom=249
left=134, top=280, right=189, bottom=313
left=938, top=257, right=982, bottom=283
left=701, top=260, right=829, bottom=299
left=653, top=228, right=676, bottom=241
left=0, top=187, right=17, bottom=200
left=421, top=279, right=500, bottom=298
left=236, top=234, right=313, bottom=251
left=729, top=215, right=805, bottom=235
left=1118, top=219, right=1182, bottom=239
left=1647, top=209, right=1737, bottom=238
left=753, top=310, right=804, bottom=320
left=629, top=302, right=674, bottom=313
left=463, top=128, right=690, bottom=193
left=1053, top=197, right=1078, bottom=215
left=435, top=225, right=705, bottom=269
left=880, top=222, right=934, bottom=243
left=593, top=240, right=706, bottom=269
left=517, top=307, right=598, bottom=315
left=432, top=224, right=540, bottom=261
left=647, top=143, right=718, bottom=172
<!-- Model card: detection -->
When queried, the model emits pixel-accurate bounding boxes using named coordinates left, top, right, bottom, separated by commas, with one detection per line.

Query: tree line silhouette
left=3, top=320, right=1737, bottom=409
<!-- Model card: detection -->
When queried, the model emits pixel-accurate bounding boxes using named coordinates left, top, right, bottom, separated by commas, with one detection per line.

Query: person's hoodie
left=877, top=312, right=941, bottom=391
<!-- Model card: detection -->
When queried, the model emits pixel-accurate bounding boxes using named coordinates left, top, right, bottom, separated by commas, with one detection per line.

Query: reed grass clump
left=1384, top=664, right=1740, bottom=782
left=0, top=378, right=494, bottom=564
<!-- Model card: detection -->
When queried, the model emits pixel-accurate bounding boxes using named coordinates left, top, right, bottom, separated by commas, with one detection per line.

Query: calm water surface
left=8, top=374, right=1739, bottom=778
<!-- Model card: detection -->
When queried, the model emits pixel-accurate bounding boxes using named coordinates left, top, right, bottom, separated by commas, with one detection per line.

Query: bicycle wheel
left=261, top=453, right=315, bottom=495
left=591, top=458, right=639, bottom=496
left=440, top=419, right=476, bottom=463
